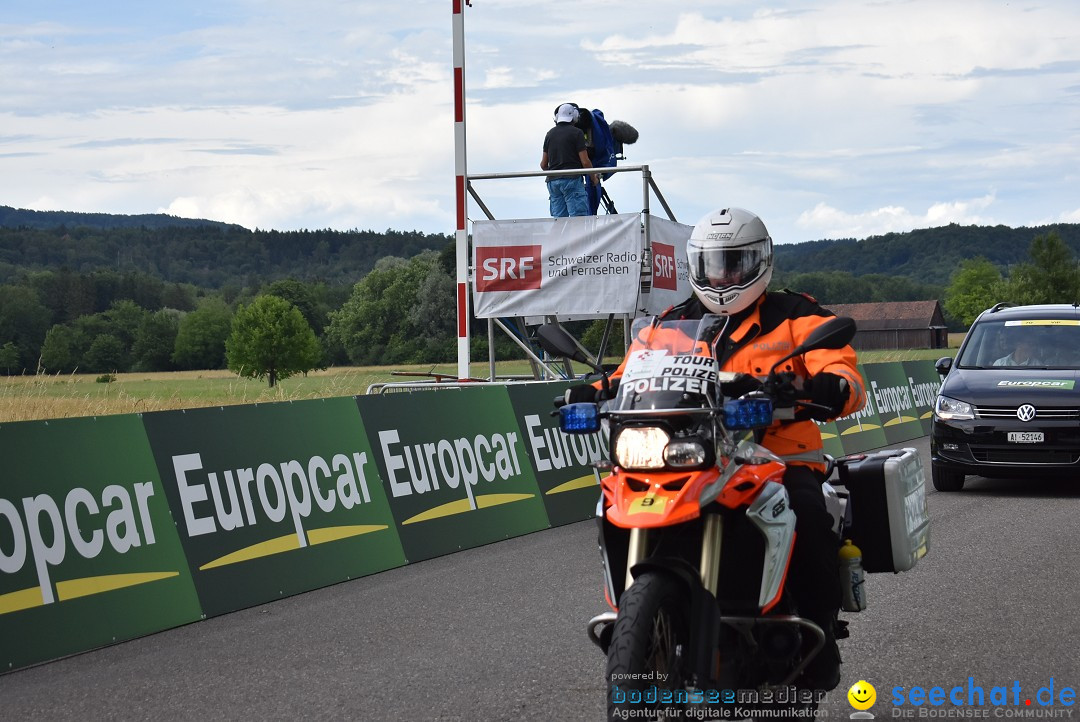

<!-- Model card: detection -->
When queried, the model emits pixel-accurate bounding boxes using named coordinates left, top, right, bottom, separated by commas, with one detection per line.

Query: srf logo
left=652, top=242, right=677, bottom=291
left=476, top=245, right=543, bottom=292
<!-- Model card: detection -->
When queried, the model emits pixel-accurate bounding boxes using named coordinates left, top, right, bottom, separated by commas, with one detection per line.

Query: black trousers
left=783, top=464, right=841, bottom=631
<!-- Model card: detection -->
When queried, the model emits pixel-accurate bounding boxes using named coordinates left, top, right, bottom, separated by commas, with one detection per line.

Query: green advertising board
left=142, top=398, right=406, bottom=618
left=903, top=360, right=942, bottom=435
left=862, top=362, right=927, bottom=446
left=833, top=364, right=888, bottom=454
left=505, top=381, right=608, bottom=527
left=357, top=387, right=551, bottom=562
left=0, top=415, right=201, bottom=671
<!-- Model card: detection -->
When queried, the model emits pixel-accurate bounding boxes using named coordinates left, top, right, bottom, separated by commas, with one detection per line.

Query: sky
left=2, top=0, right=1079, bottom=245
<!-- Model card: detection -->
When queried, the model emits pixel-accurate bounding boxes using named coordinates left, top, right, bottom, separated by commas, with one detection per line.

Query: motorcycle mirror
left=535, top=324, right=602, bottom=372
left=769, top=316, right=857, bottom=374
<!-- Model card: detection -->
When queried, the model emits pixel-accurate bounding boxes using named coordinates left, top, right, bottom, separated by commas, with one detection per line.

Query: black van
left=931, top=303, right=1080, bottom=491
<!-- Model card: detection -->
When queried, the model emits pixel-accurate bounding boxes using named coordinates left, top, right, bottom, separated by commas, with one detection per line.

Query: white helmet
left=686, top=207, right=773, bottom=315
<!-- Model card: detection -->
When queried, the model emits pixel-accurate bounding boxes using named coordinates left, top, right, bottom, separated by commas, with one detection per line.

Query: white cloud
left=0, top=0, right=1078, bottom=244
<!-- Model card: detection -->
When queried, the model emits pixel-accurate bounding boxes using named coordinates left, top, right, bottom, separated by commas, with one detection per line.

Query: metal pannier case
left=837, top=447, right=930, bottom=573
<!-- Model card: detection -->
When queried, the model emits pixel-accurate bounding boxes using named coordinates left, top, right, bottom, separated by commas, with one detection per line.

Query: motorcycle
left=537, top=313, right=859, bottom=721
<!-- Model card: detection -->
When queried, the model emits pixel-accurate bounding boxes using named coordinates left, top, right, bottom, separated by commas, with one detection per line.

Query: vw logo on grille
left=1017, top=404, right=1037, bottom=422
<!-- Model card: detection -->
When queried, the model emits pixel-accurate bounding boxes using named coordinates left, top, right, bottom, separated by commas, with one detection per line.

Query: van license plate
left=1007, top=432, right=1044, bottom=443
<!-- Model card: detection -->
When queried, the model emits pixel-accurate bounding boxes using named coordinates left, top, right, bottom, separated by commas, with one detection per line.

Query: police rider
left=567, top=207, right=866, bottom=690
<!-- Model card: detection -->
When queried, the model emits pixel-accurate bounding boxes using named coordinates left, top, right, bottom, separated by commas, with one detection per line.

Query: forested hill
left=0, top=205, right=239, bottom=231
left=774, top=222, right=1080, bottom=286
left=0, top=207, right=451, bottom=288
left=2, top=205, right=1078, bottom=290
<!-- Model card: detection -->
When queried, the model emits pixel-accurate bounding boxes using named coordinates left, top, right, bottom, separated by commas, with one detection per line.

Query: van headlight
left=614, top=427, right=670, bottom=470
left=935, top=395, right=974, bottom=421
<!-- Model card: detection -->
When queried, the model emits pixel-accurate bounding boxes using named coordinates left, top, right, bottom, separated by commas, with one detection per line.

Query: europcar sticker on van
left=997, top=379, right=1076, bottom=389
left=1004, top=320, right=1080, bottom=326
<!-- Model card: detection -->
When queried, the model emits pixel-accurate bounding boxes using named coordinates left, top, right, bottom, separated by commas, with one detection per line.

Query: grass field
left=0, top=345, right=956, bottom=424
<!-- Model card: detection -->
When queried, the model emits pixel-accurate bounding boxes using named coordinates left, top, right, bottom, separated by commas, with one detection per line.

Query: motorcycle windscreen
left=610, top=315, right=727, bottom=412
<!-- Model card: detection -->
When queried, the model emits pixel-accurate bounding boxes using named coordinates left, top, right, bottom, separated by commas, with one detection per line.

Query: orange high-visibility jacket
left=604, top=291, right=866, bottom=472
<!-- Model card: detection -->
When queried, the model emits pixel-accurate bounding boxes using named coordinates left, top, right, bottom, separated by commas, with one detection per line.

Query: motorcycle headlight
left=614, top=427, right=670, bottom=470
left=664, top=438, right=708, bottom=468
left=935, top=395, right=974, bottom=421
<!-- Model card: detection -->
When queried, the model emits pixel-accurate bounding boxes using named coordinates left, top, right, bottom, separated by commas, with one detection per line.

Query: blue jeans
left=547, top=176, right=589, bottom=217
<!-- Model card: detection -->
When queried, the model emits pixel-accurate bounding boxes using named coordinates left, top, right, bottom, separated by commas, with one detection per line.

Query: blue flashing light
left=723, top=398, right=774, bottom=430
left=560, top=402, right=601, bottom=434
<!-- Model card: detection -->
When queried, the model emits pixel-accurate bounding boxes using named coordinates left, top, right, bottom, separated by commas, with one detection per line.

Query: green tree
left=326, top=252, right=455, bottom=365
left=132, top=309, right=182, bottom=371
left=39, top=325, right=82, bottom=373
left=0, top=341, right=18, bottom=374
left=83, top=334, right=127, bottom=373
left=944, top=258, right=1008, bottom=326
left=1006, top=231, right=1080, bottom=305
left=226, top=295, right=322, bottom=387
left=173, top=297, right=233, bottom=370
left=0, top=284, right=51, bottom=373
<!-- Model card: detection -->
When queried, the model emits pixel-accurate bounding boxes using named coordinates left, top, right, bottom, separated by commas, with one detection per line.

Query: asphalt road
left=3, top=437, right=1079, bottom=721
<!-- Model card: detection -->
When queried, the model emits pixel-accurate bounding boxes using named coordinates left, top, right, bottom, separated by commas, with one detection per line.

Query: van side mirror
left=935, top=357, right=953, bottom=377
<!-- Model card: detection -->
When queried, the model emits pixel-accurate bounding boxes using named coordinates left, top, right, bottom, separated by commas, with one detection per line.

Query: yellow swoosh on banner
left=0, top=587, right=45, bottom=615
left=921, top=411, right=933, bottom=420
left=883, top=416, right=919, bottom=427
left=57, top=572, right=180, bottom=601
left=307, top=525, right=388, bottom=545
left=841, top=424, right=881, bottom=435
left=547, top=473, right=601, bottom=495
left=199, top=525, right=390, bottom=570
left=402, top=493, right=535, bottom=525
left=200, top=534, right=301, bottom=570
left=820, top=432, right=838, bottom=440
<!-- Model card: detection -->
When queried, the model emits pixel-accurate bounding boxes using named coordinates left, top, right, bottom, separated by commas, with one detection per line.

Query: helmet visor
left=687, top=238, right=771, bottom=290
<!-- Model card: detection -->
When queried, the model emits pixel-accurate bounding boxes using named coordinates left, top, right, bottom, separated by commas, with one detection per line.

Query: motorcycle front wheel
left=605, top=571, right=691, bottom=721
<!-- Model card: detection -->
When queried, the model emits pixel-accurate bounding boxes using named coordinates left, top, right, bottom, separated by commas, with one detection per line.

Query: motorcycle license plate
left=1007, top=431, right=1044, bottom=443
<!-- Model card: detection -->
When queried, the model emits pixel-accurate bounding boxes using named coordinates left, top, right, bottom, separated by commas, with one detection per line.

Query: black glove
left=720, top=373, right=762, bottom=399
left=564, top=384, right=600, bottom=404
left=804, top=372, right=850, bottom=421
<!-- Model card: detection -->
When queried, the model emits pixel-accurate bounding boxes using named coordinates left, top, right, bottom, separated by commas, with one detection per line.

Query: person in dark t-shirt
left=541, top=103, right=597, bottom=217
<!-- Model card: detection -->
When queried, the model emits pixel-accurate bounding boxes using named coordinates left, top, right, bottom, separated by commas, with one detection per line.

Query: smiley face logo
left=848, top=680, right=877, bottom=710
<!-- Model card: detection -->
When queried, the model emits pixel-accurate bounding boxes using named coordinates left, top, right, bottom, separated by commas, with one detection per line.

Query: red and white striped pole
left=452, top=0, right=471, bottom=380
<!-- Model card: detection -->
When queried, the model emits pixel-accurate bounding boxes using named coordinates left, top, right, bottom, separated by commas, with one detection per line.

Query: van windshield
left=957, top=319, right=1080, bottom=369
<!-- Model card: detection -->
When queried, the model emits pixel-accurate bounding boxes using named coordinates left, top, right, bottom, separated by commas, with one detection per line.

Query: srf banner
left=471, top=213, right=642, bottom=318
left=142, top=398, right=406, bottom=618
left=0, top=415, right=201, bottom=670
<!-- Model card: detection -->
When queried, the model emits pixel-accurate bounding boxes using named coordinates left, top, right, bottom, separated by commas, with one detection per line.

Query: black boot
left=799, top=631, right=841, bottom=691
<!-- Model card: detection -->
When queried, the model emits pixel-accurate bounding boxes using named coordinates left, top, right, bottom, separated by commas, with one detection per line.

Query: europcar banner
left=0, top=415, right=201, bottom=670
left=142, top=399, right=406, bottom=618
left=862, top=362, right=927, bottom=446
left=472, top=213, right=642, bottom=318
left=642, top=217, right=694, bottom=314
left=903, top=360, right=942, bottom=435
left=835, top=364, right=889, bottom=454
left=505, top=381, right=609, bottom=527
left=358, top=387, right=551, bottom=562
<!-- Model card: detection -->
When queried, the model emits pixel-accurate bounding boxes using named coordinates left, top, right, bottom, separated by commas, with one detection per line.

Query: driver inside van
left=993, top=327, right=1045, bottom=366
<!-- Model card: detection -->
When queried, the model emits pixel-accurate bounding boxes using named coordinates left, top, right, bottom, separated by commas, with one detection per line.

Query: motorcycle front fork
left=624, top=513, right=723, bottom=596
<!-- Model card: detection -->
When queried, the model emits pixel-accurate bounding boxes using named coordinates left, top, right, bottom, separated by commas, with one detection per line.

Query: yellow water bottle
left=839, top=539, right=867, bottom=612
